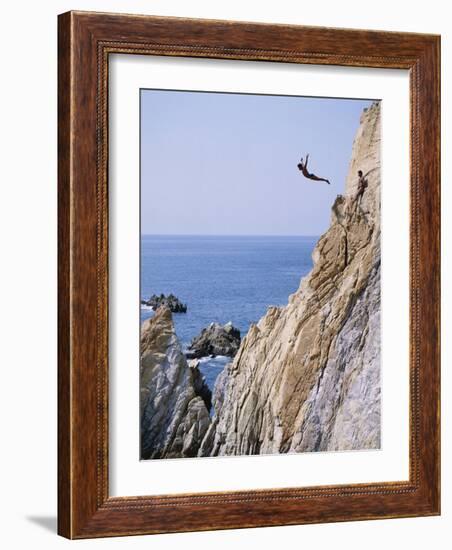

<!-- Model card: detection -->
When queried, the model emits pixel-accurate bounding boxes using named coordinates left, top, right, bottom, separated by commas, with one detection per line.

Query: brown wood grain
left=57, top=10, right=72, bottom=539
left=57, top=11, right=440, bottom=539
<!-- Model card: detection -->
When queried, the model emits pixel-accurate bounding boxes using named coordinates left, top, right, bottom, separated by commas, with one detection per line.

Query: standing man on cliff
left=356, top=170, right=368, bottom=206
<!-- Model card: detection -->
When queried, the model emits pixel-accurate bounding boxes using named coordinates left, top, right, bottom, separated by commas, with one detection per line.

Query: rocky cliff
left=140, top=102, right=381, bottom=460
left=140, top=306, right=211, bottom=459
left=201, top=102, right=381, bottom=456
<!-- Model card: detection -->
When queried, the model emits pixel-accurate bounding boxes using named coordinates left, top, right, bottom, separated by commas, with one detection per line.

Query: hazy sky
left=141, top=90, right=372, bottom=236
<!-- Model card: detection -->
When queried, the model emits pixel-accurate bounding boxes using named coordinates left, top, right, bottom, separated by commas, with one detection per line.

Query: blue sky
left=141, top=90, right=372, bottom=236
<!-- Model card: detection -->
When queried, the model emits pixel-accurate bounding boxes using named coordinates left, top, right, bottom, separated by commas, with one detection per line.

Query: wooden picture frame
left=58, top=11, right=440, bottom=539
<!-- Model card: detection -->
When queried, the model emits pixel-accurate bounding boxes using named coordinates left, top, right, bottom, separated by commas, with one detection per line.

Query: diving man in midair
left=297, top=154, right=331, bottom=185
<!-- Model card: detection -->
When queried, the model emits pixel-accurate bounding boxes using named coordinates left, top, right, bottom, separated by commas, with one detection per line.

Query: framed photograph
left=58, top=11, right=440, bottom=539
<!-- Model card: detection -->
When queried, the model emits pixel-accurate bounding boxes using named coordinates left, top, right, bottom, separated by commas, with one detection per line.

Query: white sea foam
left=198, top=355, right=230, bottom=365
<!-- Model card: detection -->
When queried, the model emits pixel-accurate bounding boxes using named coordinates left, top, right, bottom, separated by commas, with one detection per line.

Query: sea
left=140, top=235, right=318, bottom=391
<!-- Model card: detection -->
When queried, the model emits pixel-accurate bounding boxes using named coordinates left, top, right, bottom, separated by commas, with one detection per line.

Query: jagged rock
left=140, top=306, right=210, bottom=459
left=141, top=293, right=187, bottom=313
left=187, top=322, right=241, bottom=359
left=197, top=361, right=231, bottom=456
left=201, top=102, right=381, bottom=456
left=188, top=359, right=212, bottom=412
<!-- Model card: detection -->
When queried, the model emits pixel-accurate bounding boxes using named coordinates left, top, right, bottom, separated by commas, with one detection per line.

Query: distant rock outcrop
left=140, top=307, right=210, bottom=459
left=187, top=322, right=241, bottom=359
left=141, top=293, right=187, bottom=313
left=200, top=101, right=382, bottom=456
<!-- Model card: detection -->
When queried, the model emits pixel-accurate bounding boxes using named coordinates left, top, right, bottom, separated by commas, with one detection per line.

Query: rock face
left=188, top=359, right=213, bottom=412
left=201, top=102, right=381, bottom=456
left=141, top=293, right=187, bottom=313
left=187, top=322, right=241, bottom=359
left=140, top=306, right=210, bottom=459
